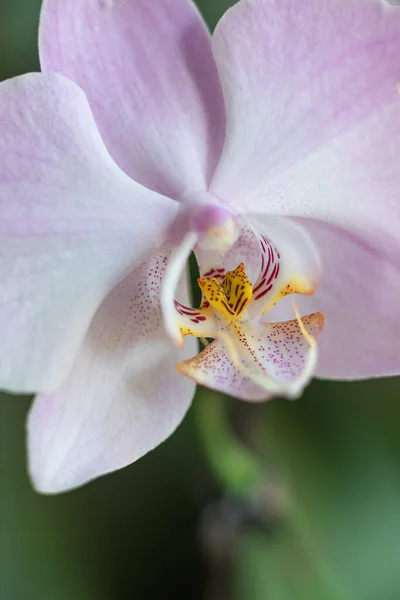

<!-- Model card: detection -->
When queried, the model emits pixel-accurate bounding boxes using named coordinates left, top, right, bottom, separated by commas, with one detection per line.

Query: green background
left=1, top=1, right=400, bottom=598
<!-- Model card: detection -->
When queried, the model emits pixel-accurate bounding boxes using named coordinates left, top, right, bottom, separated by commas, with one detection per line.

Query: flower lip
left=175, top=258, right=325, bottom=401
left=170, top=217, right=326, bottom=401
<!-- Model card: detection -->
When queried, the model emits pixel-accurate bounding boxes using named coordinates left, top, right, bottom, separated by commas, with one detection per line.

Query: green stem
left=194, top=389, right=264, bottom=499
left=194, top=390, right=355, bottom=600
left=286, top=504, right=356, bottom=600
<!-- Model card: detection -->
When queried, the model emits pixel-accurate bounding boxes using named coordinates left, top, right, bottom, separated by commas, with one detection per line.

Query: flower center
left=183, top=196, right=239, bottom=253
left=197, top=263, right=252, bottom=321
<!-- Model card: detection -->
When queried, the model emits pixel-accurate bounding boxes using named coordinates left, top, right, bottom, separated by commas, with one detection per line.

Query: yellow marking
left=263, top=278, right=317, bottom=314
left=291, top=297, right=317, bottom=350
left=177, top=304, right=217, bottom=340
left=179, top=325, right=195, bottom=337
left=198, top=263, right=252, bottom=321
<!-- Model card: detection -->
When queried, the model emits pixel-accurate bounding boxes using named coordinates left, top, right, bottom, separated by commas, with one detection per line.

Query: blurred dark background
left=1, top=1, right=400, bottom=598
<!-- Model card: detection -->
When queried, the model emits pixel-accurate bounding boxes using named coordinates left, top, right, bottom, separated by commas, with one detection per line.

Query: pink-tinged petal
left=28, top=247, right=197, bottom=494
left=0, top=73, right=178, bottom=393
left=177, top=313, right=325, bottom=400
left=40, top=0, right=225, bottom=198
left=177, top=339, right=270, bottom=402
left=280, top=219, right=400, bottom=379
left=210, top=0, right=400, bottom=245
left=241, top=102, right=400, bottom=262
left=247, top=216, right=321, bottom=317
left=210, top=0, right=400, bottom=379
left=238, top=106, right=400, bottom=378
left=161, top=232, right=199, bottom=348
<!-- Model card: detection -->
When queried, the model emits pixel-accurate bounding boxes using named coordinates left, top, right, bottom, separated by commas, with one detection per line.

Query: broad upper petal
left=210, top=0, right=400, bottom=257
left=28, top=247, right=197, bottom=494
left=233, top=109, right=400, bottom=377
left=240, top=101, right=400, bottom=264
left=40, top=0, right=225, bottom=198
left=209, top=0, right=400, bottom=380
left=0, top=73, right=177, bottom=393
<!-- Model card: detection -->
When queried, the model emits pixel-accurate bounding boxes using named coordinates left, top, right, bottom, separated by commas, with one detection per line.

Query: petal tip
left=175, top=360, right=188, bottom=375
left=28, top=460, right=72, bottom=495
left=168, top=328, right=184, bottom=350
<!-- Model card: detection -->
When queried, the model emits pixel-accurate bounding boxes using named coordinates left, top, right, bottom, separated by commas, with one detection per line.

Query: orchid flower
left=0, top=0, right=399, bottom=493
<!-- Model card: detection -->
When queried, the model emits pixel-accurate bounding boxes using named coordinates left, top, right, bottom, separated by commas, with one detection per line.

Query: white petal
left=28, top=247, right=197, bottom=494
left=0, top=73, right=177, bottom=393
left=40, top=0, right=226, bottom=198
left=161, top=232, right=198, bottom=347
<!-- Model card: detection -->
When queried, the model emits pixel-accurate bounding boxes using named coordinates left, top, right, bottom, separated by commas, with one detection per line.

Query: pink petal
left=240, top=100, right=400, bottom=265
left=178, top=339, right=270, bottom=401
left=161, top=231, right=200, bottom=348
left=282, top=220, right=400, bottom=379
left=212, top=0, right=400, bottom=206
left=210, top=0, right=400, bottom=251
left=209, top=0, right=400, bottom=379
left=28, top=247, right=197, bottom=494
left=0, top=73, right=177, bottom=393
left=177, top=313, right=325, bottom=401
left=40, top=0, right=225, bottom=198
left=234, top=110, right=400, bottom=377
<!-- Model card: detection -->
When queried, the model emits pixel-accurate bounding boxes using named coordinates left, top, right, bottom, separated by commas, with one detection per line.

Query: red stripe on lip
left=253, top=284, right=273, bottom=301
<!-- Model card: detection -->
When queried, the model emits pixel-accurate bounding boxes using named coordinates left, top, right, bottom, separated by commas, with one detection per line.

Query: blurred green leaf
left=233, top=525, right=351, bottom=600
left=0, top=394, right=106, bottom=600
left=240, top=379, right=400, bottom=600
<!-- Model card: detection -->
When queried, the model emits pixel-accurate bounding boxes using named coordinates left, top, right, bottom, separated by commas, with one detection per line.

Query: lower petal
left=176, top=339, right=271, bottom=402
left=177, top=313, right=325, bottom=400
left=28, top=248, right=197, bottom=494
